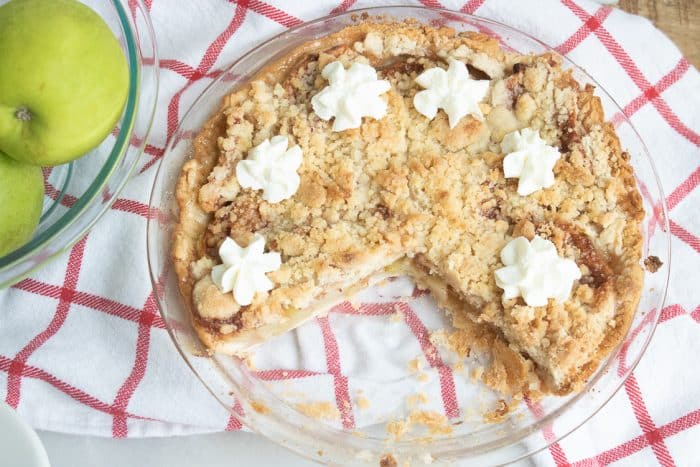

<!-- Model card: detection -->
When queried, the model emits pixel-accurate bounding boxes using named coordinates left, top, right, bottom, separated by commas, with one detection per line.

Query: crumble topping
left=173, top=20, right=644, bottom=396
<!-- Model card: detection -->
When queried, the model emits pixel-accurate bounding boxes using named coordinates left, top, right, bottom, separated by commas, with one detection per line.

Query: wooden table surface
left=618, top=0, right=699, bottom=67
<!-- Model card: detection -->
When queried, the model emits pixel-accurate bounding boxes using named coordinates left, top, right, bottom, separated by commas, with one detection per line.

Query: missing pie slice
left=172, top=20, right=644, bottom=396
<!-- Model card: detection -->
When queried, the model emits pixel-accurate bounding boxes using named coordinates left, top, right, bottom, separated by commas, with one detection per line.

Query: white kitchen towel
left=1, top=1, right=698, bottom=465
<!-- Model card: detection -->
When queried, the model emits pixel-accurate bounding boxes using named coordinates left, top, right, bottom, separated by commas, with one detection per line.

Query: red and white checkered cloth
left=1, top=0, right=698, bottom=464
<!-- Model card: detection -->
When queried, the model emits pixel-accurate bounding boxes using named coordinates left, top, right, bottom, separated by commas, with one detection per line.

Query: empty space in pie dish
left=147, top=6, right=670, bottom=466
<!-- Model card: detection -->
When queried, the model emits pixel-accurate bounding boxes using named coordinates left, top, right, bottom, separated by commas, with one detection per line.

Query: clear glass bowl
left=148, top=7, right=670, bottom=465
left=0, top=0, right=159, bottom=288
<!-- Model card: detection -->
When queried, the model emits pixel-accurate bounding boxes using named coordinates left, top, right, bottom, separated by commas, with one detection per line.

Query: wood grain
left=617, top=0, right=700, bottom=67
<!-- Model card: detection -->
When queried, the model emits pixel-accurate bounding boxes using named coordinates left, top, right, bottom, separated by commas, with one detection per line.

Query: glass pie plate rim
left=147, top=6, right=671, bottom=465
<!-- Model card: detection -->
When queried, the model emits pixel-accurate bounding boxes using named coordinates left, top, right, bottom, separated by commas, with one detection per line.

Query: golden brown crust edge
left=555, top=92, right=643, bottom=395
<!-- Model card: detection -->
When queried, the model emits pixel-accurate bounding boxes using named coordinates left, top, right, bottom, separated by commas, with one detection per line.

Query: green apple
left=0, top=0, right=129, bottom=167
left=0, top=151, right=44, bottom=257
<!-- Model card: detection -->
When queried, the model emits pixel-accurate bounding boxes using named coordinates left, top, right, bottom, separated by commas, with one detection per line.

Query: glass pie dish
left=0, top=0, right=159, bottom=288
left=147, top=6, right=670, bottom=465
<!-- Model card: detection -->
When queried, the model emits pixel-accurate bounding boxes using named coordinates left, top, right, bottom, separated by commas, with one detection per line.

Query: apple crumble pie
left=172, top=19, right=644, bottom=396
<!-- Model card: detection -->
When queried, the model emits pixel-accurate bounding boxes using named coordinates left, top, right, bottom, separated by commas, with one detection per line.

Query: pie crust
left=172, top=19, right=644, bottom=396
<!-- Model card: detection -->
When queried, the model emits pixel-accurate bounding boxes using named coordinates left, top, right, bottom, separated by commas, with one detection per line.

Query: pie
left=172, top=18, right=644, bottom=397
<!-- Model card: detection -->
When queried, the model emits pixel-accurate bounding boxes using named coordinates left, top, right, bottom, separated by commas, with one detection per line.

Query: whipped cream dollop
left=311, top=61, right=391, bottom=131
left=236, top=135, right=303, bottom=203
left=494, top=236, right=581, bottom=307
left=211, top=234, right=282, bottom=306
left=501, top=128, right=560, bottom=196
left=413, top=58, right=490, bottom=129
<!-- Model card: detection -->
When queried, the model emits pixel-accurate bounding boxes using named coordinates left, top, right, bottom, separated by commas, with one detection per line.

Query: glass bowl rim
left=0, top=0, right=158, bottom=282
left=148, top=5, right=671, bottom=461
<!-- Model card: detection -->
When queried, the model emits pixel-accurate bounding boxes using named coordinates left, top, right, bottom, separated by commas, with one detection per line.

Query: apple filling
left=192, top=257, right=403, bottom=354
